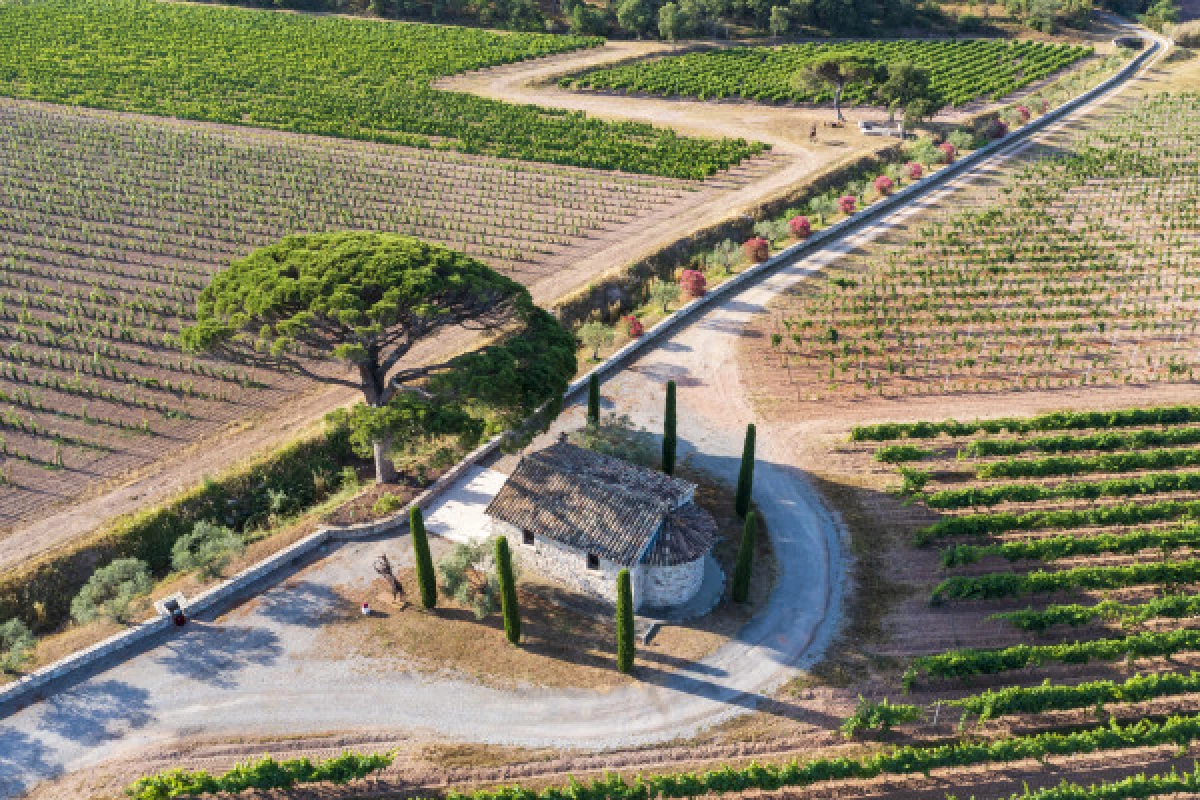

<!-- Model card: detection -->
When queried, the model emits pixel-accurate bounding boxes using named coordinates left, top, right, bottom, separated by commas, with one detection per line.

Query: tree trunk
left=374, top=437, right=397, bottom=484
left=834, top=85, right=844, bottom=121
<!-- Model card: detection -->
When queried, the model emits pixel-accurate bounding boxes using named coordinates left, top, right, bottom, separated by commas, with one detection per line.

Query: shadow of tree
left=37, top=679, right=153, bottom=747
left=154, top=623, right=284, bottom=689
left=0, top=726, right=59, bottom=798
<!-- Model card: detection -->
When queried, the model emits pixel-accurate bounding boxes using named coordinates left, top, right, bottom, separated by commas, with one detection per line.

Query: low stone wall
left=641, top=557, right=705, bottom=609
left=0, top=34, right=1158, bottom=716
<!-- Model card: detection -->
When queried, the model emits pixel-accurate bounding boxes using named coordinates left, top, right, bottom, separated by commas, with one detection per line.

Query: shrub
left=578, top=320, right=615, bottom=361
left=587, top=373, right=601, bottom=427
left=71, top=558, right=152, bottom=625
left=947, top=130, right=974, bottom=152
left=1014, top=104, right=1031, bottom=123
left=568, top=413, right=658, bottom=468
left=649, top=279, right=682, bottom=312
left=937, top=142, right=956, bottom=163
left=126, top=752, right=394, bottom=800
left=0, top=618, right=34, bottom=673
left=170, top=521, right=244, bottom=579
left=436, top=540, right=499, bottom=619
left=907, top=161, right=924, bottom=180
left=873, top=175, right=894, bottom=196
left=905, top=137, right=943, bottom=166
left=679, top=269, right=707, bottom=297
left=788, top=215, right=811, bottom=238
left=742, top=236, right=769, bottom=263
left=623, top=315, right=644, bottom=338
left=705, top=239, right=742, bottom=274
left=841, top=696, right=923, bottom=737
left=837, top=195, right=857, bottom=214
left=372, top=492, right=406, bottom=515
left=984, top=117, right=1008, bottom=140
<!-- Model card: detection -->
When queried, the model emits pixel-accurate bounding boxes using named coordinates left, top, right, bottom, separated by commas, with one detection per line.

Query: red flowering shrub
left=1015, top=105, right=1031, bottom=123
left=788, top=215, right=811, bottom=238
left=938, top=142, right=956, bottom=163
left=679, top=269, right=707, bottom=297
left=985, top=118, right=1008, bottom=140
left=743, top=237, right=769, bottom=263
left=623, top=315, right=644, bottom=338
left=873, top=175, right=894, bottom=196
left=907, top=161, right=924, bottom=180
left=838, top=195, right=857, bottom=215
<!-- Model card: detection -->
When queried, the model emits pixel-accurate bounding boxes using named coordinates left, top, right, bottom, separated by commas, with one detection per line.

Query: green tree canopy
left=796, top=56, right=876, bottom=121
left=877, top=61, right=943, bottom=136
left=182, top=233, right=575, bottom=482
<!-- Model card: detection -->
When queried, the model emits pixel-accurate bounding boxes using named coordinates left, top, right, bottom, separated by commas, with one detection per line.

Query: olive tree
left=795, top=57, right=876, bottom=121
left=71, top=558, right=153, bottom=625
left=182, top=233, right=574, bottom=483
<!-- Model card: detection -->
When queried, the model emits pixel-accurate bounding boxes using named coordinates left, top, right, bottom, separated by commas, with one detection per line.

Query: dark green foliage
left=993, top=593, right=1200, bottom=633
left=410, top=507, right=437, bottom=610
left=964, top=425, right=1200, bottom=458
left=977, top=445, right=1200, bottom=479
left=853, top=405, right=1200, bottom=442
left=0, top=429, right=353, bottom=634
left=735, top=423, right=755, bottom=517
left=932, top=558, right=1200, bottom=604
left=616, top=568, right=634, bottom=673
left=662, top=381, right=677, bottom=476
left=495, top=536, right=520, bottom=645
left=905, top=629, right=1200, bottom=686
left=70, top=558, right=152, bottom=625
left=170, top=521, right=244, bottom=579
left=941, top=524, right=1200, bottom=568
left=0, top=1, right=767, bottom=179
left=587, top=374, right=600, bottom=428
left=0, top=618, right=34, bottom=674
left=915, top=499, right=1200, bottom=545
left=840, top=696, right=922, bottom=737
left=731, top=511, right=755, bottom=603
left=874, top=444, right=932, bottom=463
left=445, top=713, right=1200, bottom=800
left=952, top=672, right=1200, bottom=723
left=126, top=752, right=394, bottom=800
left=926, top=468, right=1200, bottom=510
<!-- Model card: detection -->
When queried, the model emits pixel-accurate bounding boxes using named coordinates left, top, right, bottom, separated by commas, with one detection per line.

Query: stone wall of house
left=640, top=556, right=705, bottom=610
left=489, top=518, right=624, bottom=606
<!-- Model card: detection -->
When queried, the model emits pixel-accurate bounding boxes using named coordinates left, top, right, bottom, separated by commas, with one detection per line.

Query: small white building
left=484, top=440, right=718, bottom=613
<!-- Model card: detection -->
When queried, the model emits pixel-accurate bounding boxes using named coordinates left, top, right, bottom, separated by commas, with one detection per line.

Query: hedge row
left=851, top=405, right=1200, bottom=443
left=926, top=469, right=1200, bottom=510
left=127, top=752, right=392, bottom=800
left=993, top=593, right=1200, bottom=633
left=940, top=524, right=1200, bottom=567
left=906, top=629, right=1200, bottom=685
left=931, top=558, right=1200, bottom=603
left=1004, top=764, right=1200, bottom=800
left=963, top=426, right=1200, bottom=458
left=0, top=427, right=355, bottom=633
left=914, top=499, right=1200, bottom=545
left=976, top=446, right=1200, bottom=479
left=451, top=713, right=1200, bottom=800
left=952, top=671, right=1200, bottom=722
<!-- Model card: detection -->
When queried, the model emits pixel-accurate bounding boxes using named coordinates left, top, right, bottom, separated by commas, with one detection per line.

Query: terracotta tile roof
left=644, top=503, right=720, bottom=567
left=485, top=441, right=715, bottom=567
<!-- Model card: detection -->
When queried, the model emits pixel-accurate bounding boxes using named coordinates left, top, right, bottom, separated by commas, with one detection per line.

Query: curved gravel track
left=0, top=22, right=1167, bottom=798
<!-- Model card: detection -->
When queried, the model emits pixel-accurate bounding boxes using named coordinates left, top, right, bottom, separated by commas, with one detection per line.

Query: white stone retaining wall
left=491, top=519, right=627, bottom=606
left=0, top=34, right=1158, bottom=714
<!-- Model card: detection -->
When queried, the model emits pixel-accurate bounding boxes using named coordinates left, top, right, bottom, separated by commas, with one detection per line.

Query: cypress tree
left=732, top=511, right=756, bottom=603
left=735, top=423, right=756, bottom=517
left=495, top=536, right=521, bottom=645
left=615, top=568, right=635, bottom=673
left=587, top=373, right=601, bottom=427
left=662, top=380, right=677, bottom=476
left=410, top=506, right=437, bottom=609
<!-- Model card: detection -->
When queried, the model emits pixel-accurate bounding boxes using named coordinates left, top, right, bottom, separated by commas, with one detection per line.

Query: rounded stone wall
left=639, top=555, right=706, bottom=610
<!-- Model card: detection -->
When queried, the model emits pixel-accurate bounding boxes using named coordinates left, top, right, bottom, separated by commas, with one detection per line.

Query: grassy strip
left=940, top=525, right=1200, bottom=567
left=951, top=672, right=1200, bottom=723
left=914, top=500, right=1200, bottom=545
left=926, top=469, right=1200, bottom=510
left=852, top=406, right=1200, bottom=443
left=996, top=763, right=1200, bottom=800
left=453, top=713, right=1200, bottom=800
left=0, top=427, right=356, bottom=633
left=993, top=594, right=1200, bottom=633
left=977, top=447, right=1200, bottom=479
left=127, top=752, right=393, bottom=800
left=904, top=629, right=1200, bottom=686
left=964, top=427, right=1200, bottom=458
left=931, top=559, right=1200, bottom=603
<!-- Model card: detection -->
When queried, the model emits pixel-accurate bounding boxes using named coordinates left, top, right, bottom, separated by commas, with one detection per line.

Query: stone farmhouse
left=485, top=439, right=718, bottom=612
